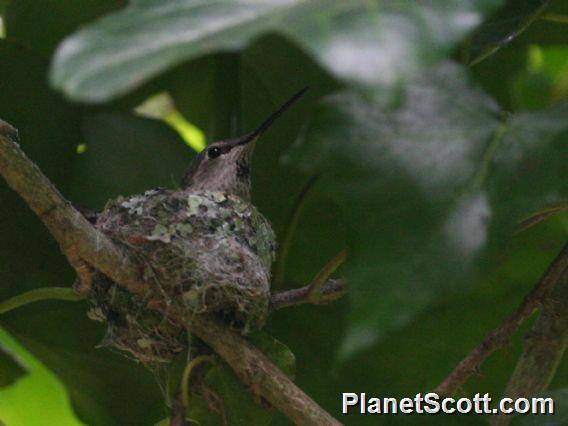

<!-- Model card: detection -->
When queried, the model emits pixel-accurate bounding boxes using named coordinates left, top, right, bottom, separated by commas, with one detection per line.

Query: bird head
left=181, top=88, right=307, bottom=200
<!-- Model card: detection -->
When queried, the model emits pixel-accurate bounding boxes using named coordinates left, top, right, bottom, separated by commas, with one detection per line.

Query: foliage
left=0, top=0, right=567, bottom=425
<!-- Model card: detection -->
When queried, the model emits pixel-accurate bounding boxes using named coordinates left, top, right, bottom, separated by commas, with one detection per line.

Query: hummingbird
left=180, top=87, right=308, bottom=198
left=87, top=88, right=307, bottom=364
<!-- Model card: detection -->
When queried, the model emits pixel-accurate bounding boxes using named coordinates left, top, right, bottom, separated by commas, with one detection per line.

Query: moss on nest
left=86, top=188, right=276, bottom=364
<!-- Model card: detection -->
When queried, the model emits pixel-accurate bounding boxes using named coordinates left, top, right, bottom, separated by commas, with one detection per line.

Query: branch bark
left=434, top=242, right=568, bottom=397
left=0, top=119, right=341, bottom=426
left=191, top=316, right=340, bottom=425
left=0, top=121, right=149, bottom=296
left=270, top=278, right=347, bottom=311
left=491, top=267, right=568, bottom=426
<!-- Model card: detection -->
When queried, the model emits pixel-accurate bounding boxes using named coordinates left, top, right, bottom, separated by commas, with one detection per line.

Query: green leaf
left=511, top=45, right=568, bottom=110
left=0, top=1, right=9, bottom=15
left=3, top=305, right=165, bottom=426
left=0, top=40, right=79, bottom=184
left=0, top=341, right=27, bottom=388
left=285, top=62, right=568, bottom=356
left=0, top=327, right=83, bottom=426
left=4, top=0, right=124, bottom=57
left=469, top=1, right=568, bottom=111
left=249, top=331, right=296, bottom=380
left=466, top=0, right=549, bottom=65
left=331, top=226, right=567, bottom=426
left=49, top=0, right=501, bottom=102
left=489, top=104, right=568, bottom=241
left=68, top=112, right=193, bottom=209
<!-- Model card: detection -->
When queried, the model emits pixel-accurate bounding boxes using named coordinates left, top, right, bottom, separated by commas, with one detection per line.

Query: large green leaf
left=0, top=327, right=83, bottom=426
left=3, top=306, right=165, bottom=426
left=49, top=0, right=501, bottom=102
left=4, top=0, right=124, bottom=58
left=285, top=61, right=568, bottom=356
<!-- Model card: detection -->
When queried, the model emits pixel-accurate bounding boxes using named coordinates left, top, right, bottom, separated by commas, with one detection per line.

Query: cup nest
left=85, top=188, right=276, bottom=364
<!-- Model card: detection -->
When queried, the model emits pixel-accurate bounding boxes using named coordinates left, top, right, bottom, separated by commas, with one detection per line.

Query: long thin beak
left=231, top=87, right=308, bottom=147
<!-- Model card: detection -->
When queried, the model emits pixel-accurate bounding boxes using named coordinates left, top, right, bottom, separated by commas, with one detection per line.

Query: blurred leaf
left=512, top=45, right=568, bottom=110
left=466, top=0, right=549, bottom=65
left=0, top=40, right=78, bottom=185
left=0, top=326, right=82, bottom=426
left=4, top=0, right=124, bottom=58
left=488, top=104, right=568, bottom=218
left=517, top=0, right=568, bottom=46
left=285, top=62, right=568, bottom=356
left=517, top=203, right=568, bottom=233
left=186, top=332, right=295, bottom=425
left=468, top=0, right=568, bottom=111
left=329, top=222, right=567, bottom=426
left=249, top=331, right=296, bottom=380
left=2, top=304, right=165, bottom=426
left=49, top=0, right=501, bottom=102
left=0, top=341, right=27, bottom=388
left=68, top=112, right=193, bottom=209
left=134, top=92, right=206, bottom=152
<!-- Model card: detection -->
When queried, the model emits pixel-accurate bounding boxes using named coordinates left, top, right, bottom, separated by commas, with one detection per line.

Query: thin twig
left=541, top=12, right=568, bottom=24
left=0, top=287, right=84, bottom=314
left=181, top=355, right=215, bottom=410
left=306, top=250, right=346, bottom=303
left=169, top=389, right=187, bottom=426
left=273, top=175, right=319, bottom=289
left=271, top=279, right=347, bottom=311
left=468, top=1, right=550, bottom=67
left=515, top=203, right=568, bottom=234
left=0, top=119, right=341, bottom=426
left=434, top=242, right=568, bottom=397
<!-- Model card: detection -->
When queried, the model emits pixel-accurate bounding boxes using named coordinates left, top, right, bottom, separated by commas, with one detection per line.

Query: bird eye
left=207, top=147, right=222, bottom=159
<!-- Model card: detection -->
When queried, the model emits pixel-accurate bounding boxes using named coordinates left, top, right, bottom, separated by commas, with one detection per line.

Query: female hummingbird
left=88, top=89, right=307, bottom=364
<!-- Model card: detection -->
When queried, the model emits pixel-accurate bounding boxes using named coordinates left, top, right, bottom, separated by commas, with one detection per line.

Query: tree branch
left=270, top=279, right=347, bottom=311
left=0, top=119, right=341, bottom=426
left=491, top=267, right=568, bottom=426
left=273, top=175, right=319, bottom=289
left=0, top=121, right=149, bottom=296
left=434, top=242, right=568, bottom=397
left=191, top=316, right=341, bottom=425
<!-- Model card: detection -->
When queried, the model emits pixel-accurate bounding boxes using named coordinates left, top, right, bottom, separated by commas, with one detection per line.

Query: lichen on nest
left=86, top=188, right=276, bottom=364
